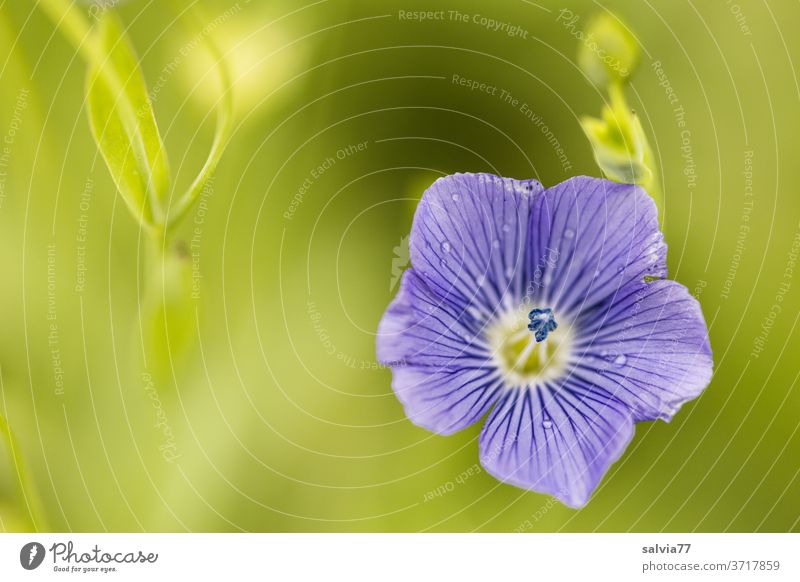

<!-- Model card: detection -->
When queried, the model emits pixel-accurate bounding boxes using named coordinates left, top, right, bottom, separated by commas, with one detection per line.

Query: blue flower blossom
left=377, top=173, right=713, bottom=508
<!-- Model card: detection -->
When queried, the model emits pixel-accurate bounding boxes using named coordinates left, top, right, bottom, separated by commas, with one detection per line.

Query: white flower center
left=487, top=306, right=573, bottom=388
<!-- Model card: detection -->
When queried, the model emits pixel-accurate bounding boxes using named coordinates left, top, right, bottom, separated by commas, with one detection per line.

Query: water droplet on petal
left=451, top=194, right=460, bottom=202
left=492, top=239, right=501, bottom=250
left=516, top=183, right=533, bottom=197
left=440, top=258, right=448, bottom=268
left=542, top=419, right=553, bottom=429
left=476, top=275, right=486, bottom=286
left=505, top=267, right=514, bottom=278
left=502, top=223, right=511, bottom=233
left=564, top=228, right=575, bottom=239
left=613, top=354, right=627, bottom=366
left=440, top=241, right=451, bottom=253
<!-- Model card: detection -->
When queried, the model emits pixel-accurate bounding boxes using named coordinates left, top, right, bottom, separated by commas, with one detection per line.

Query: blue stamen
left=528, top=308, right=557, bottom=343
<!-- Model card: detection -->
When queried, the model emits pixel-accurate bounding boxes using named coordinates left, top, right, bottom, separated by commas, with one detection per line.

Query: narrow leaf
left=166, top=15, right=233, bottom=229
left=85, top=12, right=170, bottom=227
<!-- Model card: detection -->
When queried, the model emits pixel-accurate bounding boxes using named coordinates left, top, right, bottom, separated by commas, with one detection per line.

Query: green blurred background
left=0, top=0, right=798, bottom=532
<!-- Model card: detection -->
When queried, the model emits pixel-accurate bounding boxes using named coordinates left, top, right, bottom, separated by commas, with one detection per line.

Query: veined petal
left=479, top=383, right=634, bottom=508
left=390, top=366, right=504, bottom=436
left=527, top=177, right=666, bottom=317
left=377, top=269, right=500, bottom=434
left=378, top=269, right=487, bottom=367
left=410, top=173, right=543, bottom=318
left=572, top=279, right=713, bottom=421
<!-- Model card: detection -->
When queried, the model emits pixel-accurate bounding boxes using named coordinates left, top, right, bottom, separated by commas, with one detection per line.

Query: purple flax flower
left=377, top=173, right=713, bottom=508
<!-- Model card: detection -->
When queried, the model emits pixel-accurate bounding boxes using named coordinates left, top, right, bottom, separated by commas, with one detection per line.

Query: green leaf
left=85, top=12, right=170, bottom=228
left=165, top=16, right=233, bottom=230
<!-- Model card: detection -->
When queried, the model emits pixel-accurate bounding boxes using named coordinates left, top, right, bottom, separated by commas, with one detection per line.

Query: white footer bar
left=0, top=533, right=797, bottom=581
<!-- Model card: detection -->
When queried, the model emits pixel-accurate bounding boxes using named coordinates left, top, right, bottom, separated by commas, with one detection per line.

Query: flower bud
left=577, top=12, right=640, bottom=87
left=580, top=84, right=652, bottom=185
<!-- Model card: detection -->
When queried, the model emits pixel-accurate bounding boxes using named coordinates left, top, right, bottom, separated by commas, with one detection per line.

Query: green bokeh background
left=1, top=0, right=798, bottom=532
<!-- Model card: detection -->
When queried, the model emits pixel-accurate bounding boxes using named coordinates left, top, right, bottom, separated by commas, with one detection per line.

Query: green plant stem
left=38, top=0, right=233, bottom=236
left=641, top=137, right=664, bottom=226
left=35, top=0, right=93, bottom=62
left=0, top=414, right=49, bottom=531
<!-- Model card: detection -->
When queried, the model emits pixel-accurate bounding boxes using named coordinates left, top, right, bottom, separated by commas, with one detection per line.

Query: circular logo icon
left=19, top=542, right=46, bottom=570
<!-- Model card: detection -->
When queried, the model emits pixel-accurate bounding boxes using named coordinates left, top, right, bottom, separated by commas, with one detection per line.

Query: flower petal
left=390, top=366, right=504, bottom=435
left=377, top=269, right=501, bottom=434
left=572, top=279, right=713, bottom=421
left=527, top=176, right=666, bottom=317
left=479, top=384, right=634, bottom=508
left=410, top=173, right=543, bottom=318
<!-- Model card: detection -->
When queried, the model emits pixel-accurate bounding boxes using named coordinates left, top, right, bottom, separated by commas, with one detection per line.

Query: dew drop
left=564, top=228, right=575, bottom=239
left=451, top=194, right=460, bottom=202
left=476, top=274, right=486, bottom=286
left=502, top=223, right=511, bottom=233
left=440, top=241, right=451, bottom=253
left=613, top=354, right=627, bottom=366
left=542, top=419, right=553, bottom=429
left=492, top=239, right=501, bottom=250
left=440, top=258, right=448, bottom=268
